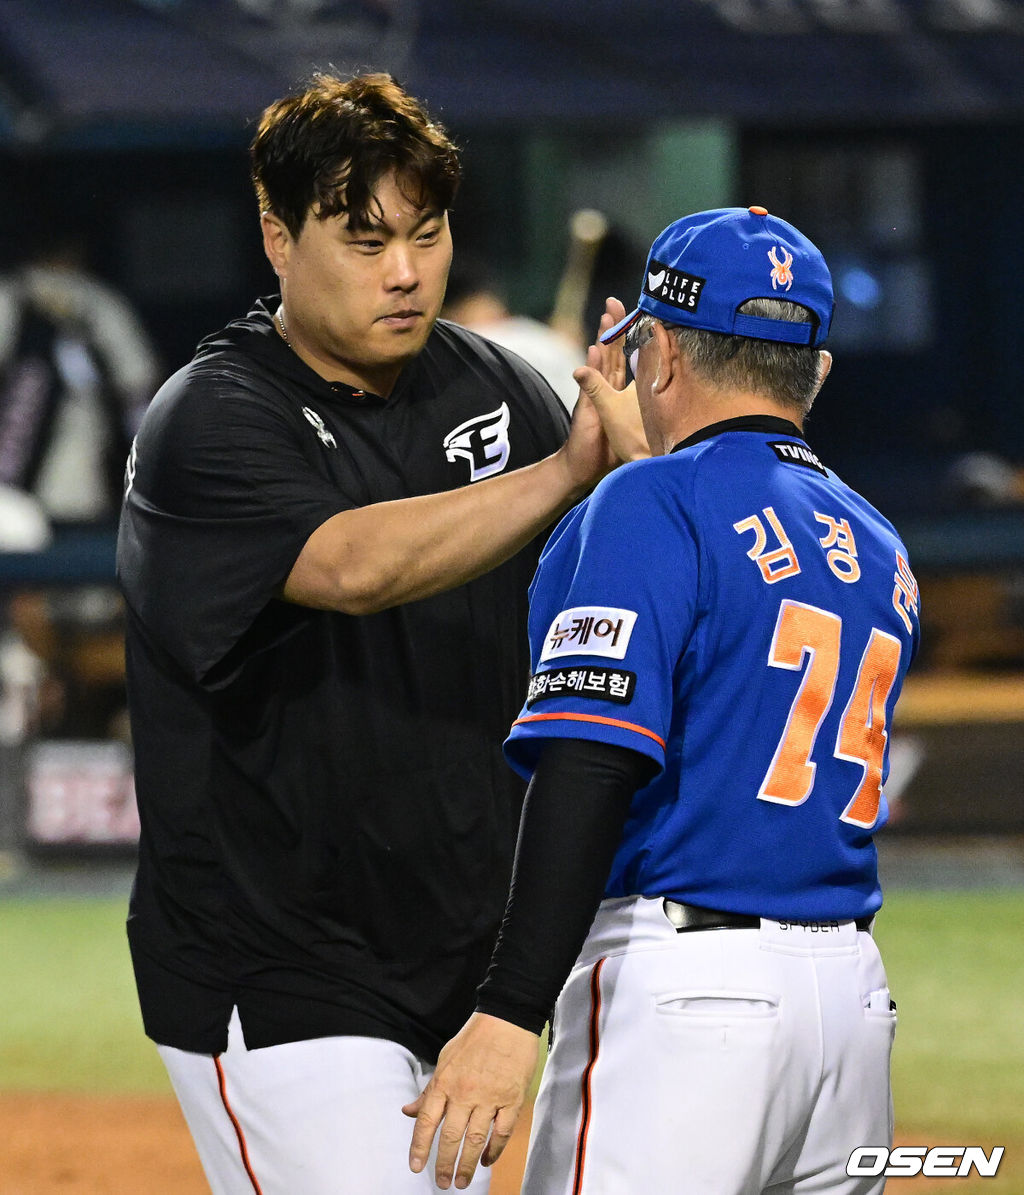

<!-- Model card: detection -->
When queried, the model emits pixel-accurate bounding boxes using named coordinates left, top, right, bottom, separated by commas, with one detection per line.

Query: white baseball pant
left=158, top=1008, right=492, bottom=1195
left=522, top=896, right=896, bottom=1195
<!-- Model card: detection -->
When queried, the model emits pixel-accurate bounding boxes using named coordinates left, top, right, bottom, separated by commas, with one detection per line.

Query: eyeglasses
left=623, top=317, right=655, bottom=377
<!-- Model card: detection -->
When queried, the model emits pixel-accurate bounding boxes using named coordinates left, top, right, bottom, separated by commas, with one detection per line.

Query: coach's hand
left=404, top=1012, right=540, bottom=1190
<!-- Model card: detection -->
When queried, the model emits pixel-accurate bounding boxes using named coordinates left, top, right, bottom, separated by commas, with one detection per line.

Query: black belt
left=663, top=900, right=873, bottom=934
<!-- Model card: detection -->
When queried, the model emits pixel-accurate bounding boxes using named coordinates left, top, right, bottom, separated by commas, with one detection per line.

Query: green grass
left=876, top=888, right=1024, bottom=1141
left=1, top=887, right=1022, bottom=1147
left=0, top=896, right=170, bottom=1094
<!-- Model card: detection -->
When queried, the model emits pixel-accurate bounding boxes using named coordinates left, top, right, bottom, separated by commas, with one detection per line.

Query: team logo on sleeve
left=539, top=606, right=638, bottom=662
left=123, top=437, right=137, bottom=498
left=302, top=407, right=337, bottom=448
left=443, top=402, right=511, bottom=481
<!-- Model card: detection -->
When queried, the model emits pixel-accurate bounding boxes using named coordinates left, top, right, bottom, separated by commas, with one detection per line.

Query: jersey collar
left=252, top=297, right=400, bottom=407
left=670, top=414, right=805, bottom=454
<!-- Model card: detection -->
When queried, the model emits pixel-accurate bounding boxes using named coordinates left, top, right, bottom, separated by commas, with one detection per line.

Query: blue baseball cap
left=601, top=206, right=834, bottom=348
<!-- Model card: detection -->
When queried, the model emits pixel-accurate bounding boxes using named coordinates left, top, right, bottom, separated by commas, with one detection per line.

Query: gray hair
left=666, top=299, right=825, bottom=415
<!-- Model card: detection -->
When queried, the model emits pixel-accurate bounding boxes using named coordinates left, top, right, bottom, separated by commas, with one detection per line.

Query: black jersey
left=117, top=298, right=570, bottom=1061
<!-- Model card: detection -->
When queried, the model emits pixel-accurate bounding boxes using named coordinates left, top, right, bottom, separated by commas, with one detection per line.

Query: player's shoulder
left=148, top=349, right=266, bottom=415
left=141, top=362, right=202, bottom=435
left=430, top=317, right=533, bottom=371
left=139, top=347, right=295, bottom=462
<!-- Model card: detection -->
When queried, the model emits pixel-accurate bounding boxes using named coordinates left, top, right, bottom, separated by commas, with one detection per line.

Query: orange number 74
left=757, top=599, right=902, bottom=828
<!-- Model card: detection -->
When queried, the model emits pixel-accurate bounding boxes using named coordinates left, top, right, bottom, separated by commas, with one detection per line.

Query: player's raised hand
left=574, top=297, right=650, bottom=463
left=556, top=373, right=618, bottom=495
left=404, top=1012, right=540, bottom=1190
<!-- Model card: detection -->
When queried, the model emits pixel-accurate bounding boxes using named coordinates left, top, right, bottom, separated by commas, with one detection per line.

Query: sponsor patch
left=539, top=606, right=637, bottom=662
left=526, top=667, right=636, bottom=707
left=642, top=258, right=705, bottom=313
left=768, top=440, right=827, bottom=476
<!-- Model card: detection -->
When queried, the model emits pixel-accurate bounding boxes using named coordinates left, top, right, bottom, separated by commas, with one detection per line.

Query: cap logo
left=642, top=257, right=705, bottom=313
left=768, top=246, right=794, bottom=291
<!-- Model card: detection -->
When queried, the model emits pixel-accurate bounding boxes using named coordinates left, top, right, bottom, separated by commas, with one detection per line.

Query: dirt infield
left=0, top=1092, right=532, bottom=1194
left=1, top=1093, right=1015, bottom=1193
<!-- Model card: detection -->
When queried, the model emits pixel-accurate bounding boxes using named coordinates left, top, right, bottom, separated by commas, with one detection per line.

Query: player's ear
left=261, top=211, right=293, bottom=277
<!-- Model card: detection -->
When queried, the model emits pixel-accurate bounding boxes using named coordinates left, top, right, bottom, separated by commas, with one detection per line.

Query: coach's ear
left=651, top=319, right=678, bottom=396
left=815, top=350, right=833, bottom=392
left=261, top=211, right=292, bottom=277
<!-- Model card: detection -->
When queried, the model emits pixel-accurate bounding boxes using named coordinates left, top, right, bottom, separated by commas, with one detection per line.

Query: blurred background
left=0, top=2, right=1021, bottom=1192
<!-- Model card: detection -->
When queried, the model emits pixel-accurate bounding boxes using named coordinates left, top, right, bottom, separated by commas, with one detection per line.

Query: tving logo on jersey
left=769, top=440, right=827, bottom=476
left=642, top=258, right=705, bottom=313
left=443, top=402, right=511, bottom=481
left=302, top=407, right=337, bottom=448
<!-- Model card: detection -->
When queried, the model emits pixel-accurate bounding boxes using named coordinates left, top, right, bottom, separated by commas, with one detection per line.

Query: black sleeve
left=475, top=738, right=657, bottom=1034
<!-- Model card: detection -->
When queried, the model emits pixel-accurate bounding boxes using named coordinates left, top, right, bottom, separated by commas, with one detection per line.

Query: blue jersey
left=504, top=418, right=920, bottom=921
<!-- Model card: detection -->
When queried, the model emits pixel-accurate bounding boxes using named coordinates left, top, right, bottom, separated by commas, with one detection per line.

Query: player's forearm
left=283, top=449, right=590, bottom=614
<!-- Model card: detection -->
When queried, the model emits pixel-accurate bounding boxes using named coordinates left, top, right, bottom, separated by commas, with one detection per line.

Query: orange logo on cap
left=768, top=246, right=794, bottom=291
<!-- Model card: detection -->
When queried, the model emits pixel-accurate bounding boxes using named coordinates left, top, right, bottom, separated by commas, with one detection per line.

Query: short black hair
left=250, top=72, right=461, bottom=238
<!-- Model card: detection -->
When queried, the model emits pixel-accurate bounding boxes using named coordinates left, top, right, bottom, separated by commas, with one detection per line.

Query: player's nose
left=383, top=243, right=419, bottom=292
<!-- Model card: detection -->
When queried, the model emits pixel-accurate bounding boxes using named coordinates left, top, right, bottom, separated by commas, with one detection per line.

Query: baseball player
left=408, top=207, right=921, bottom=1194
left=117, top=73, right=620, bottom=1194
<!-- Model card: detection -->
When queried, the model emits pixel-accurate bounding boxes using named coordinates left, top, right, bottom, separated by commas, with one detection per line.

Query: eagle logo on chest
left=442, top=402, right=511, bottom=482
